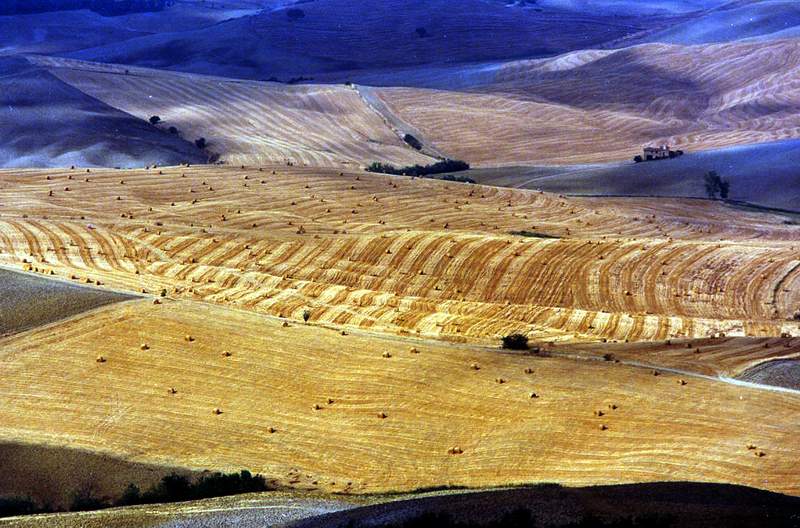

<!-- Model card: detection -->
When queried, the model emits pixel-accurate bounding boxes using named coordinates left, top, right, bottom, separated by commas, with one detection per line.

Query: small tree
left=149, top=115, right=161, bottom=125
left=302, top=309, right=311, bottom=322
left=286, top=7, right=304, bottom=20
left=168, top=126, right=178, bottom=135
left=633, top=155, right=643, bottom=163
left=703, top=171, right=731, bottom=200
left=502, top=333, right=529, bottom=350
left=195, top=137, right=207, bottom=149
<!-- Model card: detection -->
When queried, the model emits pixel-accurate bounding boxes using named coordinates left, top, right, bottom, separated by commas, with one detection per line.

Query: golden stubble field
left=0, top=164, right=799, bottom=500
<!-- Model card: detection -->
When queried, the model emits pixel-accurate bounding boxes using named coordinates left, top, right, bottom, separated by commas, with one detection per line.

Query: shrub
left=415, top=26, right=428, bottom=37
left=0, top=497, right=40, bottom=518
left=149, top=115, right=161, bottom=125
left=502, top=333, right=529, bottom=350
left=286, top=7, right=304, bottom=20
left=403, top=134, right=423, bottom=150
left=303, top=309, right=311, bottom=322
left=168, top=126, right=178, bottom=134
left=69, top=485, right=109, bottom=512
left=633, top=155, right=643, bottom=163
left=195, top=137, right=207, bottom=149
left=703, top=171, right=730, bottom=200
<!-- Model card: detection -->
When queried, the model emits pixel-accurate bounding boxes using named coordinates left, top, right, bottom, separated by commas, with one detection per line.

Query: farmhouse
left=636, top=145, right=684, bottom=162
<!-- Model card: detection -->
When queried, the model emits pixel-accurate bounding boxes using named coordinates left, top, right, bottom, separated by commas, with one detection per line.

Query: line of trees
left=366, top=159, right=470, bottom=177
left=0, top=470, right=269, bottom=518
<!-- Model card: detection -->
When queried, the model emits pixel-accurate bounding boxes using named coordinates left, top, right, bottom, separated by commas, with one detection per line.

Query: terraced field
left=1, top=165, right=798, bottom=346
left=376, top=38, right=800, bottom=166
left=29, top=56, right=433, bottom=168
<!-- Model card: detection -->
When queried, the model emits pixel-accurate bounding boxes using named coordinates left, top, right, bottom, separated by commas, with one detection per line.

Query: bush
left=168, top=126, right=178, bottom=135
left=286, top=7, right=304, bottom=20
left=415, top=27, right=428, bottom=37
left=502, top=333, right=529, bottom=350
left=0, top=497, right=40, bottom=518
left=195, top=137, right=207, bottom=150
left=149, top=115, right=161, bottom=125
left=403, top=134, right=423, bottom=151
left=703, top=171, right=730, bottom=200
left=69, top=485, right=109, bottom=512
left=633, top=155, right=643, bottom=163
left=366, top=159, right=470, bottom=177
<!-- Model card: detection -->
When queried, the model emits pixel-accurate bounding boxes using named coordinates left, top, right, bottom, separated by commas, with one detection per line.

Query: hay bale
left=313, top=404, right=322, bottom=410
left=755, top=451, right=766, bottom=458
left=382, top=351, right=392, bottom=358
left=409, top=347, right=419, bottom=354
left=529, top=392, right=539, bottom=399
left=96, top=355, right=106, bottom=363
left=594, top=410, right=604, bottom=417
left=377, top=412, right=387, bottom=419
left=495, top=377, right=506, bottom=384
left=608, top=404, right=618, bottom=410
left=327, top=398, right=335, bottom=404
left=447, top=447, right=463, bottom=455
left=184, top=335, right=195, bottom=342
left=140, top=343, right=149, bottom=350
left=212, top=408, right=223, bottom=415
left=221, top=351, right=232, bottom=357
left=168, top=387, right=177, bottom=394
left=524, top=367, right=534, bottom=374
left=599, top=424, right=608, bottom=431
left=678, top=379, right=687, bottom=386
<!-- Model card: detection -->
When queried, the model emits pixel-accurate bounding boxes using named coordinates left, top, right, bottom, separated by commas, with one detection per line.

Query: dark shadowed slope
left=0, top=268, right=135, bottom=335
left=66, top=0, right=650, bottom=80
left=465, top=139, right=800, bottom=213
left=0, top=57, right=206, bottom=168
left=626, top=0, right=800, bottom=45
left=290, top=483, right=800, bottom=528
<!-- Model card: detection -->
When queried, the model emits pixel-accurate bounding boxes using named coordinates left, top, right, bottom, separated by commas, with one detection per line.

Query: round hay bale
left=377, top=412, right=387, bottom=419
left=599, top=424, right=608, bottom=431
left=168, top=387, right=177, bottom=394
left=678, top=379, right=687, bottom=386
left=268, top=427, right=277, bottom=433
left=140, top=343, right=149, bottom=350
left=382, top=351, right=392, bottom=358
left=524, top=367, right=534, bottom=374
left=96, top=355, right=106, bottom=363
left=221, top=351, right=232, bottom=357
left=184, top=335, right=195, bottom=342
left=409, top=347, right=419, bottom=354
left=470, top=363, right=480, bottom=371
left=212, top=408, right=223, bottom=415
left=313, top=404, right=322, bottom=410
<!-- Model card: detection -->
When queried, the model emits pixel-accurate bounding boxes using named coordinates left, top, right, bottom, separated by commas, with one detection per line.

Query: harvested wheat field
left=27, top=56, right=433, bottom=168
left=1, top=298, right=799, bottom=497
left=1, top=165, right=798, bottom=345
left=1, top=165, right=799, bottom=507
left=376, top=39, right=800, bottom=166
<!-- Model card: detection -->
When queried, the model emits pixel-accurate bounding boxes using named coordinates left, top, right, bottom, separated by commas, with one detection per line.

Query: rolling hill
left=8, top=55, right=434, bottom=168
left=374, top=38, right=800, bottom=167
left=0, top=164, right=798, bottom=516
left=65, top=0, right=652, bottom=81
left=464, top=139, right=800, bottom=212
left=0, top=57, right=206, bottom=168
